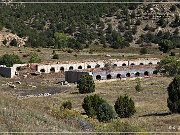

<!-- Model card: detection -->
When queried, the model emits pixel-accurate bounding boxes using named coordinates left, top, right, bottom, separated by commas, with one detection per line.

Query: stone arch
left=87, top=65, right=91, bottom=68
left=60, top=67, right=64, bottom=72
left=50, top=67, right=55, bottom=73
left=96, top=75, right=101, bottom=80
left=40, top=69, right=45, bottom=73
left=95, top=64, right=100, bottom=68
left=126, top=73, right=130, bottom=77
left=69, top=66, right=74, bottom=70
left=139, top=63, right=144, bottom=65
left=116, top=74, right=121, bottom=79
left=135, top=72, right=140, bottom=77
left=106, top=74, right=112, bottom=80
left=144, top=71, right=149, bottom=76
left=114, top=64, right=117, bottom=67
left=78, top=65, right=82, bottom=69
left=130, top=63, right=135, bottom=66
left=122, top=63, right=126, bottom=66
left=149, top=62, right=153, bottom=65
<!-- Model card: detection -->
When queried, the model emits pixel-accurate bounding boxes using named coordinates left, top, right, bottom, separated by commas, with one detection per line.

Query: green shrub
left=97, top=102, right=116, bottom=122
left=61, top=101, right=72, bottom=110
left=82, top=94, right=106, bottom=117
left=0, top=54, right=22, bottom=67
left=114, top=95, right=136, bottom=118
left=167, top=75, right=180, bottom=113
left=52, top=54, right=59, bottom=59
left=135, top=78, right=142, bottom=92
left=78, top=74, right=95, bottom=94
left=29, top=52, right=41, bottom=63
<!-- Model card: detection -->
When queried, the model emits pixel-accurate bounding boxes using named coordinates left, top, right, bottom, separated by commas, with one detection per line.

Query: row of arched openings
left=95, top=70, right=158, bottom=80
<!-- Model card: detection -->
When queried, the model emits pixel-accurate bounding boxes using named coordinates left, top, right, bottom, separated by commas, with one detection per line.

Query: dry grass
left=0, top=76, right=178, bottom=132
left=0, top=46, right=177, bottom=63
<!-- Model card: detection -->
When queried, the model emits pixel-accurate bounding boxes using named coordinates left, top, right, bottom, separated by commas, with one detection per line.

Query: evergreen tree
left=78, top=74, right=95, bottom=94
left=167, top=75, right=180, bottom=113
left=114, top=95, right=136, bottom=118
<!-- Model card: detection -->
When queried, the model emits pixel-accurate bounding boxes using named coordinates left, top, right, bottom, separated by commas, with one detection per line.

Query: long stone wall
left=65, top=66, right=158, bottom=83
left=37, top=58, right=160, bottom=74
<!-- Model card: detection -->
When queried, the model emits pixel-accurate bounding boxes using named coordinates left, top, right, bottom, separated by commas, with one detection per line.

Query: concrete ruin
left=65, top=65, right=159, bottom=83
left=0, top=64, right=27, bottom=78
left=0, top=58, right=160, bottom=78
left=37, top=58, right=160, bottom=74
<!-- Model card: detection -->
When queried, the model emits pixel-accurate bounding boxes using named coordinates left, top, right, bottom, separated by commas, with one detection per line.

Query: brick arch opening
left=122, top=63, right=126, bottom=66
left=144, top=71, right=149, bottom=76
left=149, top=62, right=153, bottom=65
left=96, top=75, right=101, bottom=80
left=40, top=69, right=45, bottom=73
left=60, top=67, right=64, bottom=72
left=69, top=66, right=74, bottom=70
left=87, top=65, right=91, bottom=68
left=116, top=74, right=121, bottom=79
left=135, top=72, right=140, bottom=77
left=106, top=74, right=112, bottom=80
left=114, top=64, right=117, bottom=67
left=78, top=65, right=82, bottom=69
left=126, top=73, right=130, bottom=77
left=50, top=67, right=55, bottom=73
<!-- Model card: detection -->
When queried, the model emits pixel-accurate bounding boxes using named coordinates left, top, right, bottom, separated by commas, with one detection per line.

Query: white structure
left=37, top=58, right=160, bottom=74
left=0, top=58, right=160, bottom=78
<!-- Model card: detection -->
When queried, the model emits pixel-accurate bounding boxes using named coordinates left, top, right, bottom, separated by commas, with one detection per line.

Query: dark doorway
left=50, top=67, right=55, bottom=73
left=69, top=66, right=74, bottom=70
left=60, top=67, right=64, bottom=72
left=144, top=71, right=149, bottom=76
left=116, top=74, right=121, bottom=79
left=96, top=75, right=101, bottom=80
left=78, top=66, right=82, bottom=69
left=126, top=73, right=130, bottom=77
left=130, top=63, right=135, bottom=66
left=122, top=63, right=126, bottom=66
left=40, top=69, right=45, bottom=73
left=140, top=63, right=144, bottom=65
left=114, top=64, right=117, bottom=67
left=106, top=74, right=112, bottom=80
left=87, top=65, right=91, bottom=68
left=149, top=62, right=152, bottom=65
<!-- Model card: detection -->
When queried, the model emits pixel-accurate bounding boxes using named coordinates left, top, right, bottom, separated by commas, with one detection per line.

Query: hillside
left=0, top=0, right=179, bottom=53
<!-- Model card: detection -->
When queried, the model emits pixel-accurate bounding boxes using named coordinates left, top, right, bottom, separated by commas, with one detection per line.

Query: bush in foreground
left=78, top=74, right=95, bottom=94
left=114, top=95, right=136, bottom=118
left=167, top=75, right=180, bottom=113
left=82, top=94, right=106, bottom=117
left=97, top=102, right=116, bottom=122
left=61, top=101, right=72, bottom=110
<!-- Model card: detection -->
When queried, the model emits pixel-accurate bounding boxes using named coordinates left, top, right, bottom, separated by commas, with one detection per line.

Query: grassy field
left=1, top=46, right=179, bottom=63
left=0, top=75, right=179, bottom=133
